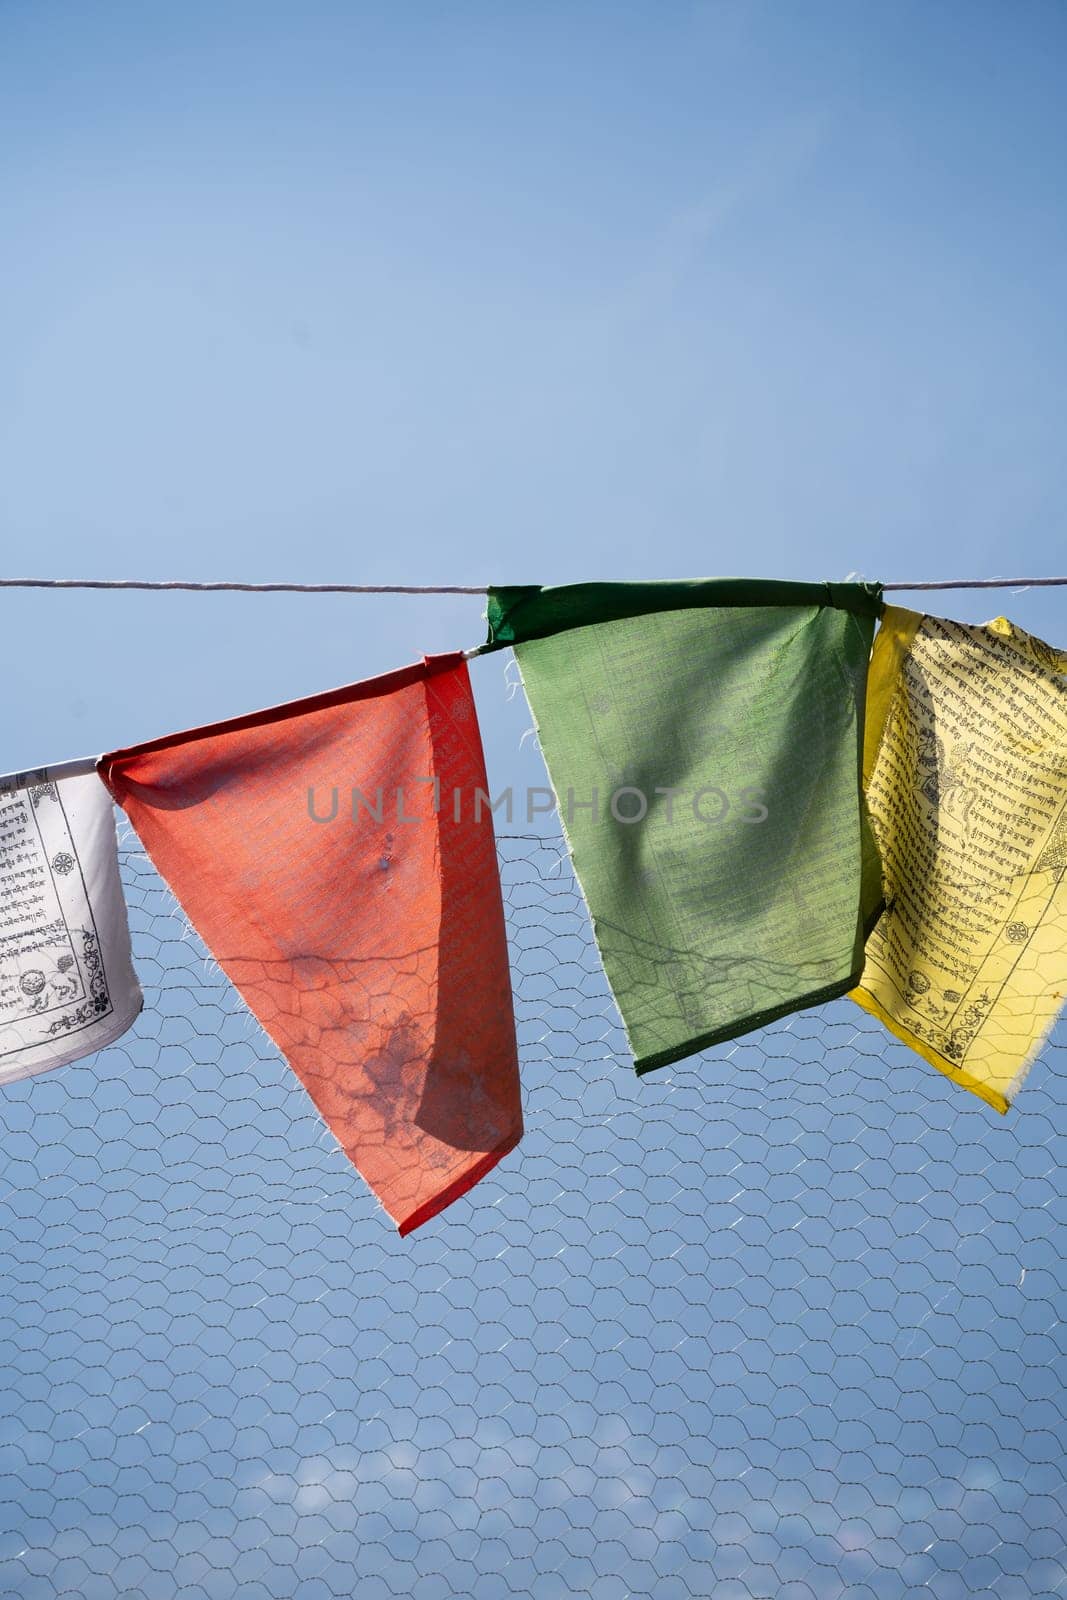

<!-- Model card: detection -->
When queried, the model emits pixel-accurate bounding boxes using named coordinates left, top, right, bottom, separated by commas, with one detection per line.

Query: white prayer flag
left=0, top=773, right=142, bottom=1082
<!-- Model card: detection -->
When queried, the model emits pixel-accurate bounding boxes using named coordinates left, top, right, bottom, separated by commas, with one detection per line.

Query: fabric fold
left=100, top=654, right=522, bottom=1233
left=0, top=772, right=142, bottom=1082
left=484, top=578, right=885, bottom=651
left=850, top=607, right=1067, bottom=1112
left=487, top=580, right=884, bottom=1073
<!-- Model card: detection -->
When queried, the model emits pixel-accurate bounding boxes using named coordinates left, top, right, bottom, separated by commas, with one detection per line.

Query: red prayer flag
left=100, top=654, right=522, bottom=1235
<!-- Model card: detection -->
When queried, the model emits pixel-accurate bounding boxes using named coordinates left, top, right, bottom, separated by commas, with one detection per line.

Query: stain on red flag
left=101, top=654, right=521, bottom=1234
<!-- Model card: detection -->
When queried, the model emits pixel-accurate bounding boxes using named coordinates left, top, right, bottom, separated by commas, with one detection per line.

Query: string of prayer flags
left=485, top=579, right=885, bottom=1073
left=100, top=654, right=523, bottom=1234
left=0, top=773, right=143, bottom=1082
left=850, top=608, right=1067, bottom=1112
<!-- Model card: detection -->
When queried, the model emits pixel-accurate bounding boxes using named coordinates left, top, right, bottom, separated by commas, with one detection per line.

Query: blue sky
left=2, top=5, right=1067, bottom=1598
left=2, top=0, right=1066, bottom=766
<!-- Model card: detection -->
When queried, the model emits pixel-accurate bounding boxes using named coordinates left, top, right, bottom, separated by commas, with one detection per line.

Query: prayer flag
left=0, top=773, right=142, bottom=1082
left=850, top=608, right=1067, bottom=1111
left=101, top=655, right=522, bottom=1234
left=485, top=580, right=884, bottom=1072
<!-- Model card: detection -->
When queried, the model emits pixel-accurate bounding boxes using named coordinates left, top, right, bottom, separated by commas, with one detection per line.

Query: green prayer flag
left=488, top=580, right=885, bottom=1073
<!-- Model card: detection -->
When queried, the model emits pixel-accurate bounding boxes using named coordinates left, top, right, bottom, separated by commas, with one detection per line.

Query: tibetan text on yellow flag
left=851, top=607, right=1067, bottom=1112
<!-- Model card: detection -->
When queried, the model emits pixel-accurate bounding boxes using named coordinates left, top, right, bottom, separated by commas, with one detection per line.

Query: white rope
left=0, top=579, right=488, bottom=594
left=0, top=576, right=1065, bottom=594
left=882, top=577, right=1067, bottom=591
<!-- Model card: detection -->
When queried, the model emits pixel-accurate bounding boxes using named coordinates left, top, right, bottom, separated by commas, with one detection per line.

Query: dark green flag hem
left=484, top=578, right=885, bottom=650
left=632, top=968, right=868, bottom=1074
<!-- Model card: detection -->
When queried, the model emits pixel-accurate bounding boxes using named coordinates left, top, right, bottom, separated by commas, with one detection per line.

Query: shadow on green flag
left=486, top=579, right=885, bottom=1074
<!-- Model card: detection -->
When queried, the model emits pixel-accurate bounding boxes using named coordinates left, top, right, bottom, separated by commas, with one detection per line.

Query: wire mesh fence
left=0, top=830, right=1064, bottom=1599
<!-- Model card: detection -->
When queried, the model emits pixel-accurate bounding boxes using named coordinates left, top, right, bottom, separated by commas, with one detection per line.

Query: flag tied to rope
left=101, top=654, right=522, bottom=1233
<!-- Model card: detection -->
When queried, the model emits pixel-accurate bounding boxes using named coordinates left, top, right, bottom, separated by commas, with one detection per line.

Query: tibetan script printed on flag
left=0, top=774, right=142, bottom=1082
left=851, top=608, right=1067, bottom=1111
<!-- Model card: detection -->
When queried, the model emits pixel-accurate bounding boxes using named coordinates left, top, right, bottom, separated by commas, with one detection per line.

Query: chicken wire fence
left=0, top=829, right=1065, bottom=1600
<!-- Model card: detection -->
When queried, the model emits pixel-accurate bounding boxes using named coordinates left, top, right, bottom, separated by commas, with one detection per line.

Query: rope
left=0, top=579, right=488, bottom=594
left=883, top=576, right=1067, bottom=591
left=0, top=576, right=1065, bottom=594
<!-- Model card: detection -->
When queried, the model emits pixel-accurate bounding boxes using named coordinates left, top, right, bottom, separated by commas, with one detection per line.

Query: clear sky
left=2, top=0, right=1066, bottom=768
left=2, top=5, right=1066, bottom=1599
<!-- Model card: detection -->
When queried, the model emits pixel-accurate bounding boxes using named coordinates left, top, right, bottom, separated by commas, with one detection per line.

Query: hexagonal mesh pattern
left=1, top=831, right=1064, bottom=1599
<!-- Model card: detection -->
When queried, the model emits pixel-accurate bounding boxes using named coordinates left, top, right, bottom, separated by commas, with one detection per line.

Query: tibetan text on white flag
left=0, top=774, right=142, bottom=1083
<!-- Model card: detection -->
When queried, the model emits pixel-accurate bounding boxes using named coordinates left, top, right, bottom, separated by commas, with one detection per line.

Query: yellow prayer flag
left=851, top=606, right=1067, bottom=1112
